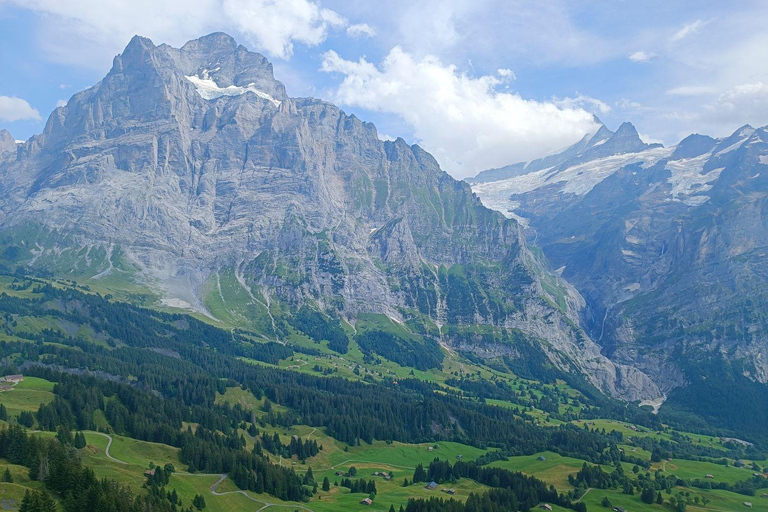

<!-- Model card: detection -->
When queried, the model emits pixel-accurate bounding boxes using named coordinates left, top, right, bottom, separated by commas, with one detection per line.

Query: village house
left=1, top=375, right=23, bottom=384
left=360, top=497, right=373, bottom=506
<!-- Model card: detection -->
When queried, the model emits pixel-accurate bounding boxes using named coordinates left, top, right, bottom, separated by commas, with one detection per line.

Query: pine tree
left=74, top=431, right=86, bottom=449
left=2, top=468, right=12, bottom=483
left=0, top=403, right=7, bottom=421
left=322, top=476, right=330, bottom=491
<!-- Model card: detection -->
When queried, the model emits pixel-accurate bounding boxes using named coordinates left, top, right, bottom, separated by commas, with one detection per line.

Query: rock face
left=0, top=130, right=15, bottom=155
left=0, top=34, right=657, bottom=400
left=471, top=121, right=768, bottom=396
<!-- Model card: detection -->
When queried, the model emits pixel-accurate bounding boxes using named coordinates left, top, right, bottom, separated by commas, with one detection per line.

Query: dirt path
left=91, top=432, right=128, bottom=465
left=208, top=474, right=318, bottom=512
left=576, top=488, right=593, bottom=502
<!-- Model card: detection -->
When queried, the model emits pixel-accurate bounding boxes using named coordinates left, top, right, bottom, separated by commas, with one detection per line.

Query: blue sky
left=1, top=0, right=767, bottom=178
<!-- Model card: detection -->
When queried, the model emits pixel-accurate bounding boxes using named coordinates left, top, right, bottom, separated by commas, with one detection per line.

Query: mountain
left=0, top=129, right=15, bottom=155
left=0, top=33, right=657, bottom=400
left=470, top=121, right=768, bottom=421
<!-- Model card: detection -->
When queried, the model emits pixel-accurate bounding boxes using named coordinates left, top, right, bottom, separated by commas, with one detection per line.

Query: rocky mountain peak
left=0, top=130, right=15, bottom=155
left=672, top=133, right=717, bottom=159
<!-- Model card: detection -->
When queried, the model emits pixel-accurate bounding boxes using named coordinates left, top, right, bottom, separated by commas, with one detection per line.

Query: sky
left=1, top=1, right=767, bottom=179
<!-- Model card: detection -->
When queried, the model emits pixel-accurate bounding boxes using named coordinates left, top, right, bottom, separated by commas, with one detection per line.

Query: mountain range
left=0, top=33, right=658, bottom=401
left=470, top=118, right=768, bottom=427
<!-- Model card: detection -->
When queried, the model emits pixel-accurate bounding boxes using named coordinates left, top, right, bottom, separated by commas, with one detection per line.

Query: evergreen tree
left=74, top=431, right=86, bottom=449
left=322, top=477, right=330, bottom=491
left=2, top=467, right=12, bottom=483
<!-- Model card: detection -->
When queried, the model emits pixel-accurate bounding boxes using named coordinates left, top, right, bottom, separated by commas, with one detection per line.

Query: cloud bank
left=0, top=96, right=41, bottom=122
left=321, top=47, right=599, bottom=178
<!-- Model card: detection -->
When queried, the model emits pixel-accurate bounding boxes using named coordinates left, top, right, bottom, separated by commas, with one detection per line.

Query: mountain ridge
left=0, top=33, right=659, bottom=401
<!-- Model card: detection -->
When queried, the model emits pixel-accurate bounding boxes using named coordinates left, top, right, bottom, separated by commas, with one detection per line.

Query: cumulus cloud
left=0, top=96, right=42, bottom=122
left=9, top=0, right=348, bottom=64
left=346, top=23, right=376, bottom=38
left=321, top=47, right=599, bottom=178
left=628, top=51, right=655, bottom=62
left=497, top=68, right=516, bottom=80
left=56, top=100, right=68, bottom=108
left=223, top=0, right=345, bottom=59
left=554, top=94, right=611, bottom=115
left=670, top=19, right=707, bottom=43
left=705, top=82, right=768, bottom=124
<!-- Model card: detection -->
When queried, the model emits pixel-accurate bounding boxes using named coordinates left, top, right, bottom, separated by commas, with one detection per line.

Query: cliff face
left=0, top=33, right=658, bottom=400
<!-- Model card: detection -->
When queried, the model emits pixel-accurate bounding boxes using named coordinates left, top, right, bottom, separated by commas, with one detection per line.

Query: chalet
left=447, top=489, right=456, bottom=495
left=540, top=504, right=553, bottom=511
left=425, top=482, right=438, bottom=490
left=456, top=454, right=463, bottom=459
left=761, top=493, right=768, bottom=498
left=360, top=498, right=373, bottom=506
left=336, top=471, right=345, bottom=476
left=613, top=506, right=627, bottom=512
left=1, top=375, right=23, bottom=384
left=0, top=385, right=11, bottom=392
left=537, top=456, right=547, bottom=461
left=144, top=469, right=155, bottom=477
left=705, top=474, right=714, bottom=479
left=428, top=446, right=434, bottom=451
left=744, top=502, right=752, bottom=508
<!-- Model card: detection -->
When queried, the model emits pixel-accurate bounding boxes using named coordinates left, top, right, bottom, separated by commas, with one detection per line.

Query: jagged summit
left=0, top=130, right=14, bottom=155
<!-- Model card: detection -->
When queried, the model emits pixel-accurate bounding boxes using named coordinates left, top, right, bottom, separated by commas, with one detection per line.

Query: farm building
left=540, top=504, right=552, bottom=511
left=425, top=482, right=438, bottom=490
left=1, top=375, right=23, bottom=384
left=360, top=498, right=372, bottom=505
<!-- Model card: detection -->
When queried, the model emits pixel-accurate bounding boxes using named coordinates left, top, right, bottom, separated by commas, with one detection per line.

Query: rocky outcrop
left=0, top=130, right=15, bottom=155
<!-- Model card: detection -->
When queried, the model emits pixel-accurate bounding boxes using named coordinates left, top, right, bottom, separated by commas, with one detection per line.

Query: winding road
left=91, top=432, right=128, bottom=465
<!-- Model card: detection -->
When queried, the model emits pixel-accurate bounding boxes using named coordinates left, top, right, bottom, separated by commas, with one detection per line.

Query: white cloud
left=223, top=0, right=345, bottom=59
left=628, top=51, right=655, bottom=62
left=670, top=19, right=707, bottom=43
left=497, top=68, right=516, bottom=80
left=616, top=98, right=642, bottom=110
left=554, top=94, right=611, bottom=115
left=0, top=96, right=42, bottom=122
left=666, top=85, right=718, bottom=96
left=705, top=82, right=768, bottom=124
left=56, top=100, right=68, bottom=108
left=321, top=47, right=599, bottom=178
left=346, top=23, right=375, bottom=38
left=10, top=0, right=348, bottom=64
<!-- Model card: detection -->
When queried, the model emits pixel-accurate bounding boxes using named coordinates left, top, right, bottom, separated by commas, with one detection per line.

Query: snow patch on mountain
left=666, top=153, right=724, bottom=206
left=472, top=147, right=670, bottom=201
left=185, top=74, right=281, bottom=106
left=760, top=155, right=768, bottom=165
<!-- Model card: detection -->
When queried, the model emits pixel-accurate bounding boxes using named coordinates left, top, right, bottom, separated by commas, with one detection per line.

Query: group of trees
left=258, top=432, right=319, bottom=460
left=412, top=458, right=578, bottom=512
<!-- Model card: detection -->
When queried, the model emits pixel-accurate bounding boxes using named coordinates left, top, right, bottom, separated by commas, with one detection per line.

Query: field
left=0, top=377, right=55, bottom=420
